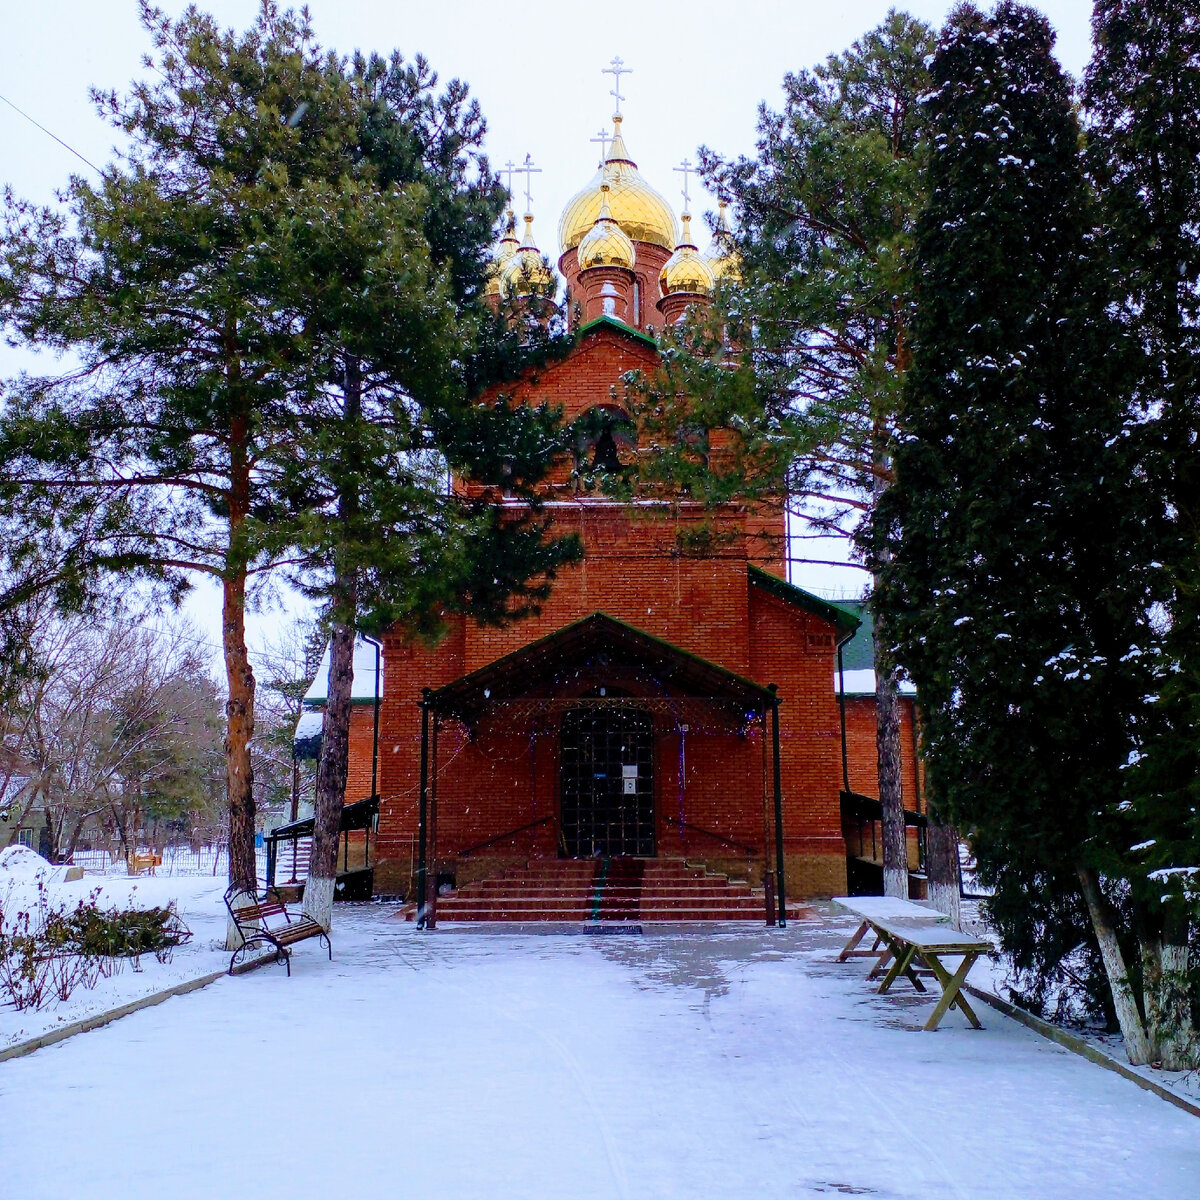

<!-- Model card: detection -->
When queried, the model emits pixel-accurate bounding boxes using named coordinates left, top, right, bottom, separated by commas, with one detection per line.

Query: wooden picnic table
left=832, top=896, right=993, bottom=1032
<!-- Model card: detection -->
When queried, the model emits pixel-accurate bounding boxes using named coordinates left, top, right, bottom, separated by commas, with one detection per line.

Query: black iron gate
left=560, top=704, right=654, bottom=857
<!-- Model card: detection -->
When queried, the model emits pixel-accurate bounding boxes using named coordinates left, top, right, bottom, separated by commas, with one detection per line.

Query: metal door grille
left=560, top=706, right=654, bottom=857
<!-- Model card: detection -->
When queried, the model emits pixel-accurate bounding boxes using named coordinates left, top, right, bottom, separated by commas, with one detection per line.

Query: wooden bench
left=128, top=852, right=161, bottom=876
left=223, top=885, right=331, bottom=976
left=832, top=896, right=993, bottom=1031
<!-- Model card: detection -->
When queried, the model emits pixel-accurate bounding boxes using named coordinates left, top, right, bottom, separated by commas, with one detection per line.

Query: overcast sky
left=0, top=0, right=1098, bottom=659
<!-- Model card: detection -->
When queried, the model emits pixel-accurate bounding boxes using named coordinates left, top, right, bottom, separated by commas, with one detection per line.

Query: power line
left=0, top=90, right=102, bottom=174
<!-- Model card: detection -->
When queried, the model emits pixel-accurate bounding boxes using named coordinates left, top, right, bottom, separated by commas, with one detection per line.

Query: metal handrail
left=662, top=814, right=760, bottom=858
left=457, top=814, right=556, bottom=859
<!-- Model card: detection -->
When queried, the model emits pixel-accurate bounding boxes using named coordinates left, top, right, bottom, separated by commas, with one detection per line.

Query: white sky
left=0, top=0, right=1098, bottom=662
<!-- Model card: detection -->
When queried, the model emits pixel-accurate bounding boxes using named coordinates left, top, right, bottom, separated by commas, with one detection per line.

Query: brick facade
left=356, top=319, right=871, bottom=899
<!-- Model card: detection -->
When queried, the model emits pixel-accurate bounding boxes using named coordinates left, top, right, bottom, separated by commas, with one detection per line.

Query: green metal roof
left=834, top=599, right=876, bottom=671
left=576, top=314, right=659, bottom=351
left=747, top=567, right=861, bottom=642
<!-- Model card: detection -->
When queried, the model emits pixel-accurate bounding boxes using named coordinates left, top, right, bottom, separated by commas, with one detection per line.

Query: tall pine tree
left=634, top=11, right=940, bottom=900
left=874, top=2, right=1178, bottom=1062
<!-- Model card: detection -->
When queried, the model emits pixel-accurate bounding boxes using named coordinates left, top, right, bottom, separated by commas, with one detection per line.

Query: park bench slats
left=224, top=885, right=331, bottom=976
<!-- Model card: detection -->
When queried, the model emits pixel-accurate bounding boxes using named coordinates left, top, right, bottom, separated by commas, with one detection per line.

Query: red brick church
left=293, top=106, right=923, bottom=920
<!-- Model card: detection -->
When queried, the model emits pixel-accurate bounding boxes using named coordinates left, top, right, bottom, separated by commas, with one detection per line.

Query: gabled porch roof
left=427, top=611, right=776, bottom=725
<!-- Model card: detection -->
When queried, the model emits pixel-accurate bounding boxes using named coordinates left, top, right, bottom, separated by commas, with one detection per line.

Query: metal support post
left=769, top=684, right=787, bottom=929
left=416, top=687, right=430, bottom=929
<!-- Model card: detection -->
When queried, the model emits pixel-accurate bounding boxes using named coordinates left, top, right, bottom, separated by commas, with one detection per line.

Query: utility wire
left=0, top=90, right=102, bottom=174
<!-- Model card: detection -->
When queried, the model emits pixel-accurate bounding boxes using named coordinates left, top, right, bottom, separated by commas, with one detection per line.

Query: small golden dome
left=485, top=209, right=521, bottom=296
left=703, top=200, right=741, bottom=282
left=659, top=214, right=716, bottom=297
left=577, top=185, right=636, bottom=271
left=501, top=213, right=553, bottom=295
left=559, top=116, right=679, bottom=253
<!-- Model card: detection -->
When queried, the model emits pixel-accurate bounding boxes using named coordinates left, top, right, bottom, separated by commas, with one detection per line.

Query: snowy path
left=2, top=910, right=1196, bottom=1199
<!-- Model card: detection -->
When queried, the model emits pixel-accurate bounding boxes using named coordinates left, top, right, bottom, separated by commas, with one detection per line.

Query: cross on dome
left=602, top=56, right=632, bottom=116
left=590, top=127, right=612, bottom=167
left=501, top=159, right=516, bottom=199
left=516, top=153, right=542, bottom=214
left=674, top=157, right=694, bottom=214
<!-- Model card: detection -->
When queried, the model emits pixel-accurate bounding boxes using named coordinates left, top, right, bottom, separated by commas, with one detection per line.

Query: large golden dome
left=559, top=116, right=679, bottom=254
left=577, top=185, right=636, bottom=271
left=660, top=215, right=715, bottom=297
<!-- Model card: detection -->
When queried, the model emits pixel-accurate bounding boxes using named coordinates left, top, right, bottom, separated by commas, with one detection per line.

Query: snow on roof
left=294, top=709, right=324, bottom=741
left=303, top=638, right=382, bottom=705
left=836, top=668, right=917, bottom=697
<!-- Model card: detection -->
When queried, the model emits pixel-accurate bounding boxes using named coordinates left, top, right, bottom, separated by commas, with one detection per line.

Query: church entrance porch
left=560, top=700, right=654, bottom=858
left=410, top=613, right=791, bottom=928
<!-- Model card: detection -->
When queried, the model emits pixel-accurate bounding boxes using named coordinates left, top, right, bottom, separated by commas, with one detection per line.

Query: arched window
left=572, top=405, right=636, bottom=480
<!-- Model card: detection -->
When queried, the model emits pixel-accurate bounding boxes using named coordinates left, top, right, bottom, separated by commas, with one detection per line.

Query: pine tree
left=0, top=4, right=579, bottom=939
left=645, top=10, right=939, bottom=900
left=875, top=1, right=1179, bottom=1063
left=268, top=53, right=580, bottom=929
left=1083, top=0, right=1200, bottom=1069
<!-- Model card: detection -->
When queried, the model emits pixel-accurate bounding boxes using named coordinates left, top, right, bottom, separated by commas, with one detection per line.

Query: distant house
left=0, top=768, right=39, bottom=851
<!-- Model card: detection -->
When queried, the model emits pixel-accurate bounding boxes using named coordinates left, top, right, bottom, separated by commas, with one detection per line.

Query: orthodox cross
left=589, top=127, right=612, bottom=167
left=516, top=153, right=542, bottom=213
left=603, top=56, right=632, bottom=115
left=674, top=157, right=694, bottom=213
left=501, top=159, right=516, bottom=200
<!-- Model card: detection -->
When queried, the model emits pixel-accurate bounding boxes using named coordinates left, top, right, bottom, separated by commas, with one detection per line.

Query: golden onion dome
left=703, top=200, right=741, bottom=282
left=485, top=209, right=521, bottom=296
left=501, top=213, right=553, bottom=295
left=576, top=184, right=636, bottom=271
left=659, top=214, right=716, bottom=297
left=558, top=116, right=679, bottom=253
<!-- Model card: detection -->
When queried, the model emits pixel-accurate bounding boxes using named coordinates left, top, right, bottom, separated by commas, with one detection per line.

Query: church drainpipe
left=416, top=687, right=431, bottom=928
left=837, top=644, right=850, bottom=793
left=769, top=685, right=787, bottom=929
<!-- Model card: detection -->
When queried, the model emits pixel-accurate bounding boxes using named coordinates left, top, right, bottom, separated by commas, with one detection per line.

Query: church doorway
left=560, top=700, right=654, bottom=858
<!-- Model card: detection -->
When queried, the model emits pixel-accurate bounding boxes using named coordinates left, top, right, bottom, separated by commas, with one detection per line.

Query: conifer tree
left=639, top=10, right=938, bottom=899
left=0, top=3, right=579, bottom=938
left=1083, top=0, right=1200, bottom=1068
left=270, top=53, right=579, bottom=929
left=875, top=1, right=1185, bottom=1064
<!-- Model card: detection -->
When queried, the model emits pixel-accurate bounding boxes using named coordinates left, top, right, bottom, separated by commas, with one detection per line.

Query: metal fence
left=67, top=844, right=292, bottom=883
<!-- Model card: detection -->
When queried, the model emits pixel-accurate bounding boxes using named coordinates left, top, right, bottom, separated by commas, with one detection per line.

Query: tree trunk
left=1078, top=865, right=1154, bottom=1065
left=925, top=819, right=961, bottom=928
left=223, top=566, right=257, bottom=948
left=873, top=596, right=908, bottom=899
left=1141, top=900, right=1196, bottom=1070
left=304, top=605, right=355, bottom=931
left=303, top=356, right=363, bottom=933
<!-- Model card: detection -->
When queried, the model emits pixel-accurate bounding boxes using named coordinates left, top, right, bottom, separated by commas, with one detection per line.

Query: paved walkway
left=2, top=909, right=1196, bottom=1199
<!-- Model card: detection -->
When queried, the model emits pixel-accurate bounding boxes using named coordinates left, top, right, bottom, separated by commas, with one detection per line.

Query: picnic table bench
left=223, top=885, right=331, bottom=976
left=128, top=851, right=161, bottom=876
left=832, top=896, right=993, bottom=1032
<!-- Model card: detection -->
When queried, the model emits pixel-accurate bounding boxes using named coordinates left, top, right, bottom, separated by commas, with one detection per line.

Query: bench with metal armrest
left=223, top=885, right=331, bottom=976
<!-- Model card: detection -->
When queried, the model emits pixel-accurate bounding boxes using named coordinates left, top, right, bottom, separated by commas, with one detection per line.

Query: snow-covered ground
left=0, top=870, right=230, bottom=1048
left=2, top=909, right=1196, bottom=1200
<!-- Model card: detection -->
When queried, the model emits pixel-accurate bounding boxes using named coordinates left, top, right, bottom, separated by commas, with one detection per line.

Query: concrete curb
left=963, top=983, right=1200, bottom=1120
left=0, top=968, right=227, bottom=1063
left=0, top=946, right=296, bottom=1064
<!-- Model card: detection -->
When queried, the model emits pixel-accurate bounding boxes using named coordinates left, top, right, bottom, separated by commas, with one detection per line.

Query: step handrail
left=662, top=815, right=760, bottom=858
left=457, top=815, right=556, bottom=859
